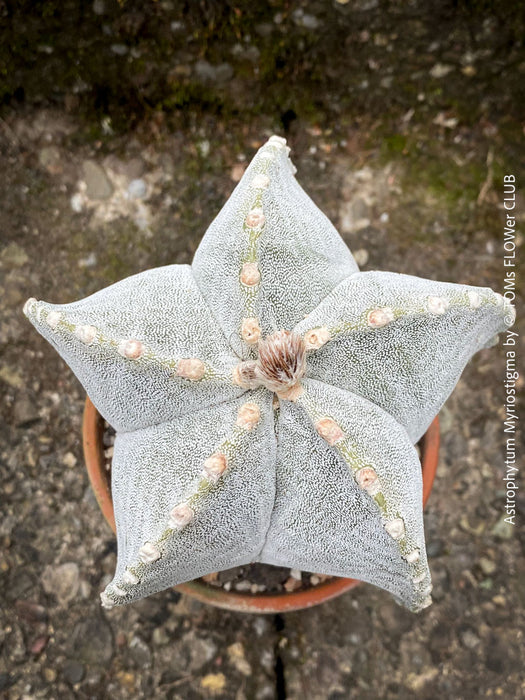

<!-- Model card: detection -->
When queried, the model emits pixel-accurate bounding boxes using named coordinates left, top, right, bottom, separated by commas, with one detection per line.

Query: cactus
left=24, top=135, right=515, bottom=612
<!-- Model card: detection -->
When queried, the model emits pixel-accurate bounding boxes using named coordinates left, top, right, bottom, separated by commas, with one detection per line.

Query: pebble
left=43, top=668, right=57, bottom=682
left=30, top=635, right=49, bottom=655
left=479, top=557, right=496, bottom=576
left=230, top=163, right=246, bottom=182
left=252, top=617, right=269, bottom=637
left=184, top=631, right=217, bottom=672
left=62, top=660, right=84, bottom=684
left=234, top=580, right=252, bottom=592
left=115, top=670, right=136, bottom=693
left=152, top=627, right=170, bottom=646
left=292, top=9, right=320, bottom=29
left=461, top=629, right=481, bottom=649
left=78, top=252, right=97, bottom=268
left=430, top=63, right=454, bottom=78
left=123, top=157, right=145, bottom=179
left=9, top=624, right=26, bottom=663
left=70, top=192, right=84, bottom=212
left=41, top=562, right=80, bottom=603
left=0, top=365, right=24, bottom=389
left=195, top=60, right=234, bottom=84
left=255, top=23, right=274, bottom=37
left=13, top=396, right=41, bottom=427
left=38, top=146, right=62, bottom=174
left=491, top=514, right=514, bottom=540
left=200, top=673, right=226, bottom=693
left=62, top=452, right=77, bottom=468
left=82, top=160, right=113, bottom=200
left=14, top=600, right=47, bottom=623
left=227, top=642, right=251, bottom=676
left=1, top=243, right=29, bottom=268
left=339, top=197, right=372, bottom=233
left=127, top=178, right=147, bottom=200
left=110, top=44, right=128, bottom=56
left=426, top=539, right=444, bottom=558
left=492, top=594, right=506, bottom=607
left=462, top=65, right=476, bottom=76
left=79, top=580, right=91, bottom=599
left=283, top=576, right=302, bottom=592
left=405, top=668, right=439, bottom=692
left=197, top=140, right=210, bottom=158
left=69, top=617, right=113, bottom=665
left=129, top=635, right=152, bottom=667
left=353, top=248, right=369, bottom=267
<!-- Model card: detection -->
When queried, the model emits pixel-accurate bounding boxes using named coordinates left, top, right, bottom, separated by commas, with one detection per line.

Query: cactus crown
left=24, top=135, right=514, bottom=612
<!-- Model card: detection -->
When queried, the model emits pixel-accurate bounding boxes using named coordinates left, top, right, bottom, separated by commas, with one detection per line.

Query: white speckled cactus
left=24, top=135, right=515, bottom=613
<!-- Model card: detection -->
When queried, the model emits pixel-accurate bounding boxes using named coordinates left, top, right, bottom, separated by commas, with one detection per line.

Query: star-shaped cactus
left=24, top=135, right=515, bottom=612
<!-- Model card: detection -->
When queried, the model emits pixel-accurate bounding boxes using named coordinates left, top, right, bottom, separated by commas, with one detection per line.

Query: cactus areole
left=24, top=135, right=515, bottom=612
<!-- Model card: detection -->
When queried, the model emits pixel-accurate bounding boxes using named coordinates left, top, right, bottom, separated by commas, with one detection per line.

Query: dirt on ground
left=0, top=1, right=524, bottom=699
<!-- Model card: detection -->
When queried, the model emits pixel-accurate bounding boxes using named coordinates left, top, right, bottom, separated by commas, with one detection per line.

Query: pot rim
left=83, top=397, right=439, bottom=614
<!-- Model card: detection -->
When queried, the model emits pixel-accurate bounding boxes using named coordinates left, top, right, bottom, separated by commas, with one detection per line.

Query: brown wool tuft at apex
left=276, top=382, right=304, bottom=402
left=257, top=330, right=306, bottom=395
left=232, top=360, right=260, bottom=389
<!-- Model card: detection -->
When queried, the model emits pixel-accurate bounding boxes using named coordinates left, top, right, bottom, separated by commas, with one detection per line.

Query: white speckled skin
left=192, top=138, right=358, bottom=348
left=24, top=136, right=513, bottom=612
left=295, top=271, right=509, bottom=444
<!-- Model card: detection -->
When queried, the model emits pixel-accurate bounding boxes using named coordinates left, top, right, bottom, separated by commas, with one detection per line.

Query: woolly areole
left=24, top=135, right=515, bottom=612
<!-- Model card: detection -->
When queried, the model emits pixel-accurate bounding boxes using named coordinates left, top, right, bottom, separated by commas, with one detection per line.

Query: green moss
left=2, top=0, right=524, bottom=140
left=381, top=134, right=408, bottom=156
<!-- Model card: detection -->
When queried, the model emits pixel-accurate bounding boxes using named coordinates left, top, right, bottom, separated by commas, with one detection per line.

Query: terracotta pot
left=83, top=397, right=439, bottom=614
